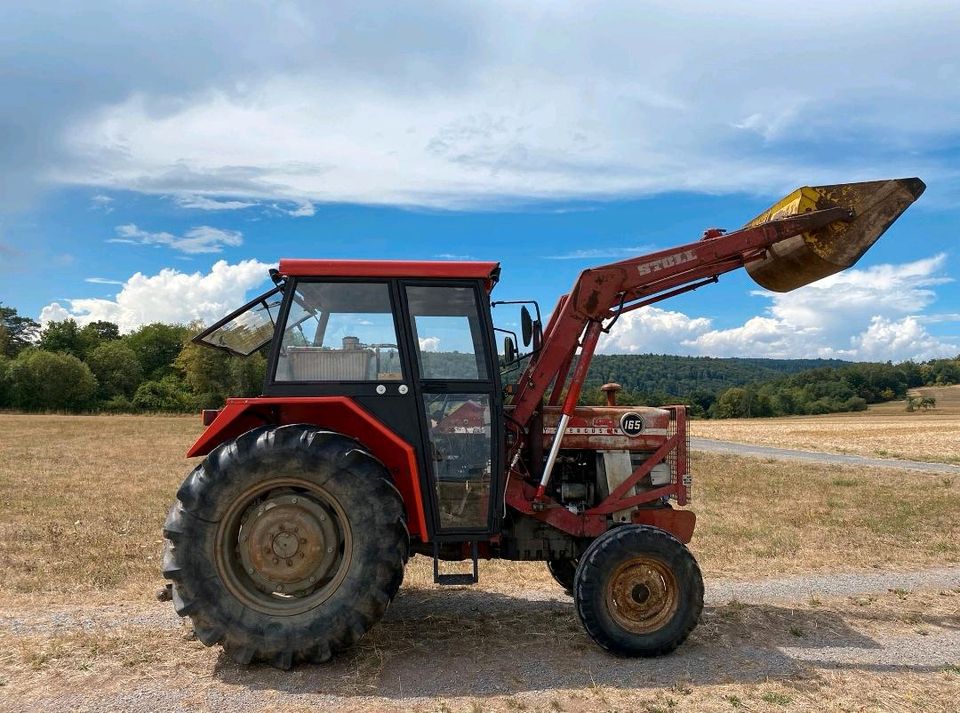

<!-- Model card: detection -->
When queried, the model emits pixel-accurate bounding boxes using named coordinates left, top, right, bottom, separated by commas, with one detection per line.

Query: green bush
left=132, top=376, right=193, bottom=412
left=0, top=354, right=10, bottom=406
left=86, top=341, right=143, bottom=400
left=8, top=349, right=97, bottom=411
left=843, top=396, right=868, bottom=412
left=100, top=396, right=135, bottom=413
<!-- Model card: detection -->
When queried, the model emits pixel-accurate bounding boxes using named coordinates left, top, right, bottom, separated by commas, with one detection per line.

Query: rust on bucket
left=745, top=177, right=925, bottom=292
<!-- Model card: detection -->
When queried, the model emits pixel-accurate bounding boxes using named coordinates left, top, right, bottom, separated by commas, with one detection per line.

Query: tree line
left=580, top=355, right=960, bottom=417
left=0, top=303, right=264, bottom=412
left=2, top=301, right=958, bottom=416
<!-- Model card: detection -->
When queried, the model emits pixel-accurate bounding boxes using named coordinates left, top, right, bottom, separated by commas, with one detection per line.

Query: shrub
left=100, top=396, right=135, bottom=413
left=8, top=349, right=97, bottom=411
left=132, top=376, right=193, bottom=412
left=86, top=341, right=143, bottom=400
left=843, top=396, right=868, bottom=412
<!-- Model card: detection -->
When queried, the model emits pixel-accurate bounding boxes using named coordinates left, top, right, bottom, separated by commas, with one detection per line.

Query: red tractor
left=163, top=178, right=923, bottom=668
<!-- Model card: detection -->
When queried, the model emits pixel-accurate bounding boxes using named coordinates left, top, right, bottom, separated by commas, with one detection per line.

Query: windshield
left=194, top=287, right=284, bottom=356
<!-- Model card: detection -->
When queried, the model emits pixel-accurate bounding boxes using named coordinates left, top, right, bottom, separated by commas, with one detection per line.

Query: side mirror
left=503, top=336, right=517, bottom=364
left=520, top=306, right=533, bottom=347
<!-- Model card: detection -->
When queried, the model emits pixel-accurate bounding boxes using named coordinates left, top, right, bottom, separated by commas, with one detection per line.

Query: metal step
left=433, top=541, right=479, bottom=585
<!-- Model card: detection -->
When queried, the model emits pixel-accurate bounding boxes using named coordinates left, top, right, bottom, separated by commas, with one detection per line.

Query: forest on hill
left=2, top=302, right=958, bottom=417
left=583, top=354, right=848, bottom=398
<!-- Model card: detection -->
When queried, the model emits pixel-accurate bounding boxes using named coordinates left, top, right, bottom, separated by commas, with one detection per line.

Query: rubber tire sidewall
left=163, top=425, right=408, bottom=666
left=573, top=524, right=703, bottom=657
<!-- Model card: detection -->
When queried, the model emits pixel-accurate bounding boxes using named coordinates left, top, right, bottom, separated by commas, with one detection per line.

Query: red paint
left=631, top=508, right=696, bottom=543
left=560, top=321, right=602, bottom=417
left=510, top=207, right=850, bottom=428
left=278, top=259, right=500, bottom=290
left=505, top=476, right=607, bottom=538
left=186, top=396, right=429, bottom=541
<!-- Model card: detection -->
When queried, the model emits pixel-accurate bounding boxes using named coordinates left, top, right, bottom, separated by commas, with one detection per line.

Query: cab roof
left=278, top=259, right=501, bottom=290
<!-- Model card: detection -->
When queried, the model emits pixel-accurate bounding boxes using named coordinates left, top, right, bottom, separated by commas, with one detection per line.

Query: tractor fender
left=186, top=396, right=428, bottom=541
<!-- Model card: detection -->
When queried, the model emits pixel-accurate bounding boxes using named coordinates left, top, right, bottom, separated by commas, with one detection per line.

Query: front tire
left=574, top=524, right=703, bottom=656
left=162, top=425, right=409, bottom=668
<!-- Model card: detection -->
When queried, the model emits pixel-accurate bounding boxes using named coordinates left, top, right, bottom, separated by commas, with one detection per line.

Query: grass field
left=693, top=385, right=960, bottom=464
left=0, top=413, right=958, bottom=711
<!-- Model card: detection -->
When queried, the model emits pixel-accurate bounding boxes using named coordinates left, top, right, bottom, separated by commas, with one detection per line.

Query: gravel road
left=692, top=436, right=960, bottom=475
left=3, top=566, right=958, bottom=712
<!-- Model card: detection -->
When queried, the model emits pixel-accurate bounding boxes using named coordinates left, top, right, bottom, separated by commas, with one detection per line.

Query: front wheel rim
left=215, top=477, right=353, bottom=616
left=604, top=556, right=679, bottom=634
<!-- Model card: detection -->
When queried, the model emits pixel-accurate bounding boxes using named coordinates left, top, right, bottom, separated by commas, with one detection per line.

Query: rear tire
left=574, top=524, right=702, bottom=656
left=546, top=558, right=578, bottom=594
left=162, top=425, right=409, bottom=668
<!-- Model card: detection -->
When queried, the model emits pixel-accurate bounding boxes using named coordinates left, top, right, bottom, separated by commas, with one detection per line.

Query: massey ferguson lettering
left=636, top=249, right=696, bottom=275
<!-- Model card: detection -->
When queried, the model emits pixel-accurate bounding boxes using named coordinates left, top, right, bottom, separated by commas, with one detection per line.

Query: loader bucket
left=745, top=177, right=925, bottom=292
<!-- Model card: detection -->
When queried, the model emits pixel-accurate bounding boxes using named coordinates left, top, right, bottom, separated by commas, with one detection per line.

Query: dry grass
left=1, top=413, right=959, bottom=710
left=693, top=385, right=960, bottom=464
left=1, top=414, right=958, bottom=604
left=690, top=451, right=960, bottom=577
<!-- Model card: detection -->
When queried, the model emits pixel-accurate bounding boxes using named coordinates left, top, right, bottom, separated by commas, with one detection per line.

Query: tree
left=132, top=376, right=193, bottom=412
left=86, top=341, right=143, bottom=400
left=39, top=319, right=85, bottom=358
left=175, top=340, right=232, bottom=406
left=81, top=321, right=120, bottom=343
left=8, top=349, right=97, bottom=411
left=78, top=321, right=121, bottom=357
left=715, top=387, right=752, bottom=418
left=126, top=323, right=190, bottom=379
left=0, top=303, right=40, bottom=357
left=230, top=352, right=268, bottom=397
left=0, top=354, right=10, bottom=406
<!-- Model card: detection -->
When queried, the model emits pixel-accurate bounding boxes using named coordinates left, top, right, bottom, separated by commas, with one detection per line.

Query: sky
left=0, top=1, right=958, bottom=362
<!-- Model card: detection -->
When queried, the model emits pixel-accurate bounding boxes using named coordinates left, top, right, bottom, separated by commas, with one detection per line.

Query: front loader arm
left=508, top=206, right=852, bottom=429
left=506, top=176, right=923, bottom=503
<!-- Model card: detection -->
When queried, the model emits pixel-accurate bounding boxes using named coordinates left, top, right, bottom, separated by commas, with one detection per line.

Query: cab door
left=401, top=282, right=503, bottom=540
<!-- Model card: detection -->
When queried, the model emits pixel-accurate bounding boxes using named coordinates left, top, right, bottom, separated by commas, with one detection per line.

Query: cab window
left=274, top=282, right=403, bottom=382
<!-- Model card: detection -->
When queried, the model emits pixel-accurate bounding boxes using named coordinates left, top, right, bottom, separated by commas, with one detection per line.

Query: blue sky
left=0, top=1, right=958, bottom=361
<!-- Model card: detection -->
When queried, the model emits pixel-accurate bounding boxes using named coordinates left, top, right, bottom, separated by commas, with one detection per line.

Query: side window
left=274, top=282, right=403, bottom=382
left=406, top=286, right=488, bottom=380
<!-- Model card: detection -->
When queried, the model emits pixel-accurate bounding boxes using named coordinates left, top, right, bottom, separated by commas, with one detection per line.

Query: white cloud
left=285, top=200, right=315, bottom=217
left=108, top=223, right=243, bottom=254
left=89, top=194, right=114, bottom=212
left=84, top=277, right=124, bottom=285
left=419, top=336, right=441, bottom=352
left=548, top=245, right=656, bottom=260
left=40, top=259, right=272, bottom=332
left=600, top=306, right=712, bottom=354
left=599, top=254, right=958, bottom=361
left=850, top=316, right=956, bottom=362
left=434, top=253, right=477, bottom=260
left=174, top=194, right=256, bottom=211
left=25, top=1, right=955, bottom=209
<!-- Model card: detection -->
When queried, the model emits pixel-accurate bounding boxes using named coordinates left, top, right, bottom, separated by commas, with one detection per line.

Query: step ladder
left=433, top=541, right=479, bottom=585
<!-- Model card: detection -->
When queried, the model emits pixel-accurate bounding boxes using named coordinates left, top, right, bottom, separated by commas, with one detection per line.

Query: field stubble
left=692, top=385, right=960, bottom=465
left=0, top=413, right=958, bottom=711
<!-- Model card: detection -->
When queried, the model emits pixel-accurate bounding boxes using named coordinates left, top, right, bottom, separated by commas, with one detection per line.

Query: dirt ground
left=1, top=412, right=958, bottom=711
left=692, top=385, right=960, bottom=465
left=2, top=571, right=958, bottom=712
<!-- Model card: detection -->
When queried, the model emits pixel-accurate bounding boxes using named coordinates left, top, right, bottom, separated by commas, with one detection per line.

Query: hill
left=583, top=354, right=850, bottom=398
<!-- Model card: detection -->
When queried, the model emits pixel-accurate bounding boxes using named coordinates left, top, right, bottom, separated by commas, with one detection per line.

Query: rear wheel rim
left=215, top=477, right=352, bottom=616
left=604, top=556, right=679, bottom=634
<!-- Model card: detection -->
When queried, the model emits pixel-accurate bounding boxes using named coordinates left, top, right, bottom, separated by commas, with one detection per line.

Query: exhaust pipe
left=745, top=177, right=925, bottom=292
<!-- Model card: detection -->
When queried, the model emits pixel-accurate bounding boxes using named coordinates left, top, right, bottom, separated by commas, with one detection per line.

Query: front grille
left=666, top=407, right=691, bottom=503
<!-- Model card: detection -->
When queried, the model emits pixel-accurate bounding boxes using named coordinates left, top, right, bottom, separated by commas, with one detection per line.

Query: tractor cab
left=194, top=260, right=507, bottom=541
